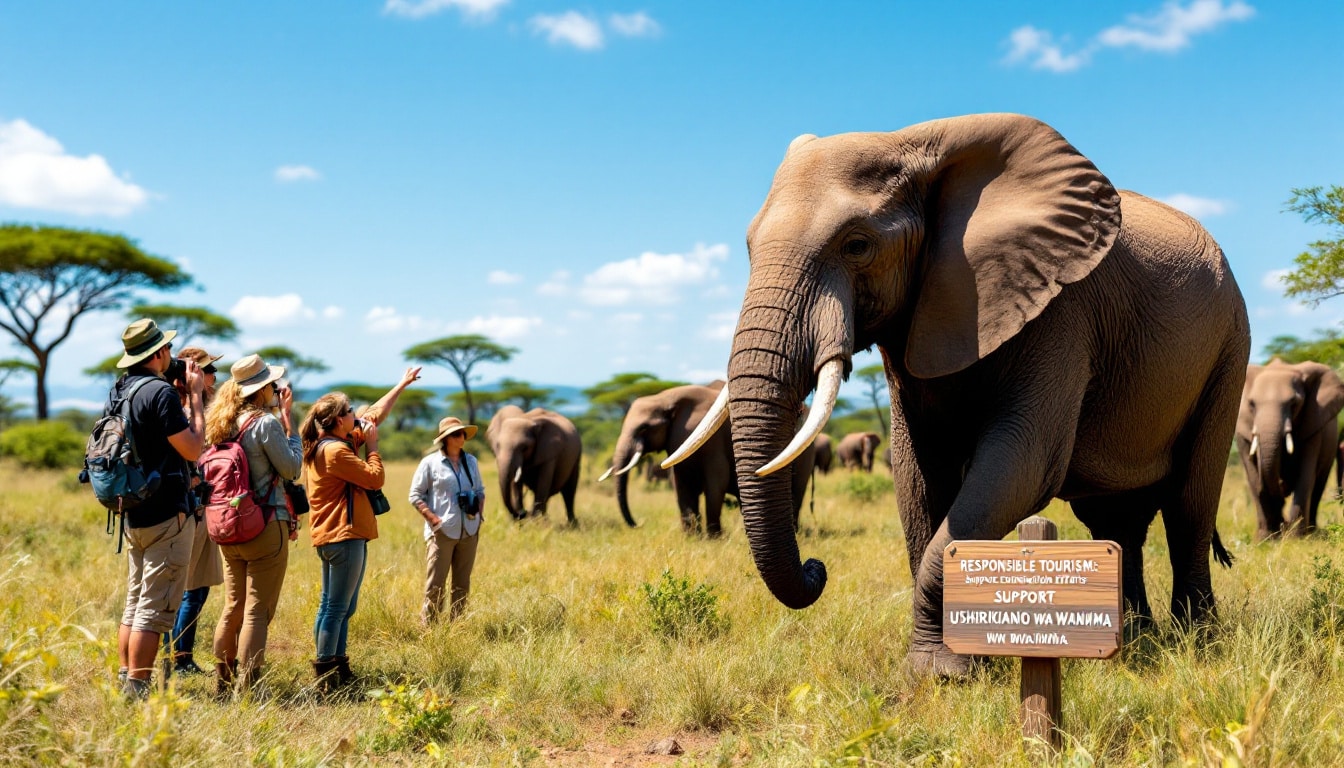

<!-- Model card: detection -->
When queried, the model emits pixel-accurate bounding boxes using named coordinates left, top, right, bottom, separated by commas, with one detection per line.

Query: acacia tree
left=582, top=372, right=687, bottom=420
left=0, top=225, right=189, bottom=418
left=341, top=383, right=436, bottom=430
left=0, top=358, right=35, bottom=426
left=404, top=334, right=516, bottom=425
left=854, top=363, right=889, bottom=431
left=253, top=345, right=328, bottom=389
left=84, top=303, right=240, bottom=382
left=1279, top=185, right=1344, bottom=303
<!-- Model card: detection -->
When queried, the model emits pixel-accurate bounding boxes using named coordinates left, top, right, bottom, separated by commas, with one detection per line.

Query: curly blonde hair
left=204, top=379, right=270, bottom=445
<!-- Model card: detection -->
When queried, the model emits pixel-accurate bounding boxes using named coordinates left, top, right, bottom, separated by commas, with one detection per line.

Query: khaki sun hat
left=177, top=346, right=224, bottom=371
left=231, top=353, right=287, bottom=398
left=116, top=318, right=178, bottom=368
left=433, top=416, right=478, bottom=446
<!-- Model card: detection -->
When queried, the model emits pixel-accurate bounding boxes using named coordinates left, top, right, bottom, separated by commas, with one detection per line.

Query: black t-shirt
left=113, top=369, right=191, bottom=528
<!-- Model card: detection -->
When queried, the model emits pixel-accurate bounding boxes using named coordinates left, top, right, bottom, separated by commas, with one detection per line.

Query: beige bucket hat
left=433, top=416, right=478, bottom=445
left=231, top=354, right=287, bottom=398
left=116, top=318, right=178, bottom=368
left=177, top=346, right=224, bottom=372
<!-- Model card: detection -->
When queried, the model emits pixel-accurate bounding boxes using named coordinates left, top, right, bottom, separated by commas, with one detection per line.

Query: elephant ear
left=1236, top=365, right=1263, bottom=441
left=904, top=113, right=1122, bottom=378
left=1296, top=362, right=1344, bottom=438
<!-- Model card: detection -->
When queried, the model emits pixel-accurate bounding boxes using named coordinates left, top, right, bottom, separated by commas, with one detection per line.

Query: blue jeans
left=164, top=586, right=210, bottom=656
left=314, top=539, right=367, bottom=660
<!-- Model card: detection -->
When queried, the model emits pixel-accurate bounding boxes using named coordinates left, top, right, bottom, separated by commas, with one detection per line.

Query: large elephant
left=486, top=406, right=582, bottom=524
left=837, top=432, right=881, bottom=471
left=1236, top=359, right=1344, bottom=540
left=602, top=382, right=815, bottom=533
left=813, top=434, right=834, bottom=474
left=669, top=114, right=1249, bottom=679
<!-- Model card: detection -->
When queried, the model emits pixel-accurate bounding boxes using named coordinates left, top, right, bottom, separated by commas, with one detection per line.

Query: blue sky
left=1, top=1, right=1342, bottom=412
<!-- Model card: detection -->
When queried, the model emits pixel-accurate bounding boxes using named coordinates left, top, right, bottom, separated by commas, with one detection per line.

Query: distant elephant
left=813, top=434, right=833, bottom=474
left=601, top=382, right=814, bottom=534
left=837, top=432, right=881, bottom=472
left=1236, top=359, right=1344, bottom=540
left=673, top=113, right=1248, bottom=679
left=487, top=406, right=582, bottom=524
left=642, top=456, right=671, bottom=485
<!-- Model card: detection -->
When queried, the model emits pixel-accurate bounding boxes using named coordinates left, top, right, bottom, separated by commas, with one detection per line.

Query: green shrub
left=366, top=684, right=468, bottom=753
left=841, top=472, right=892, bottom=503
left=640, top=569, right=728, bottom=640
left=0, top=420, right=85, bottom=469
left=1309, top=555, right=1344, bottom=636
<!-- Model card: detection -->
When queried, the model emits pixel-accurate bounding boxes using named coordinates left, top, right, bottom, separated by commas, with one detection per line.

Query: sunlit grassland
left=4, top=458, right=1344, bottom=766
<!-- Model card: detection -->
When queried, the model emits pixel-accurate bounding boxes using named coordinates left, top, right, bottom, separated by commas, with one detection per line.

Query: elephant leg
left=704, top=484, right=728, bottom=538
left=1071, top=493, right=1159, bottom=626
left=1255, top=490, right=1285, bottom=541
left=673, top=469, right=702, bottom=534
left=561, top=464, right=580, bottom=526
left=1288, top=441, right=1325, bottom=536
left=531, top=463, right=556, bottom=518
left=908, top=428, right=1068, bottom=680
left=1166, top=364, right=1244, bottom=626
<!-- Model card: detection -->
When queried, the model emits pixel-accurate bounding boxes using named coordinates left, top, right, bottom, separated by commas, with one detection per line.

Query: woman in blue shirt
left=409, top=416, right=486, bottom=624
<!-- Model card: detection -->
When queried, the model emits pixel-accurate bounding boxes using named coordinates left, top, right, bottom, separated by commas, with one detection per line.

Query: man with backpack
left=108, top=318, right=206, bottom=699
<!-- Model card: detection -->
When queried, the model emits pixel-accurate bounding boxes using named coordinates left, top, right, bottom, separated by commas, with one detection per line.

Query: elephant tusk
left=1249, top=434, right=1258, bottom=457
left=514, top=467, right=523, bottom=483
left=598, top=467, right=613, bottom=483
left=756, top=357, right=844, bottom=477
left=613, top=450, right=643, bottom=477
left=663, top=384, right=730, bottom=469
left=1286, top=432, right=1294, bottom=456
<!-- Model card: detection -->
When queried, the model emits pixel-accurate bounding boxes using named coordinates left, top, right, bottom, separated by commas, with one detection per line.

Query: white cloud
left=0, top=118, right=149, bottom=216
left=322, top=305, right=345, bottom=320
left=365, top=306, right=439, bottom=335
left=537, top=270, right=572, bottom=296
left=275, top=165, right=321, bottom=182
left=1004, top=26, right=1092, bottom=73
left=383, top=0, right=509, bottom=20
left=448, top=314, right=542, bottom=340
left=230, top=294, right=318, bottom=327
left=581, top=243, right=730, bottom=306
left=488, top=270, right=523, bottom=285
left=529, top=11, right=604, bottom=50
left=1098, top=0, right=1255, bottom=52
left=704, top=310, right=739, bottom=340
left=613, top=312, right=643, bottom=324
left=1260, top=269, right=1290, bottom=291
left=1004, top=1, right=1254, bottom=72
left=609, top=12, right=660, bottom=37
left=1160, top=193, right=1230, bottom=218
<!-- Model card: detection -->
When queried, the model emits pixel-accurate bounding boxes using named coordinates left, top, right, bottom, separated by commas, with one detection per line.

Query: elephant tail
left=1211, top=528, right=1234, bottom=569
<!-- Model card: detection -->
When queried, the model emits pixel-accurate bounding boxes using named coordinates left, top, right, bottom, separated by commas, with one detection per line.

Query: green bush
left=377, top=427, right=436, bottom=462
left=0, top=421, right=85, bottom=469
left=639, top=569, right=729, bottom=640
left=841, top=472, right=892, bottom=503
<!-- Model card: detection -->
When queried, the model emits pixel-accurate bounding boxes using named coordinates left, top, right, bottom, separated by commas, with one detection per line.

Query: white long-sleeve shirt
left=408, top=452, right=485, bottom=540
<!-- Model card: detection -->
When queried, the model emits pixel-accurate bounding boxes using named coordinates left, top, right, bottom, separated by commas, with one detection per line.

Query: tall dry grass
left=2, top=458, right=1344, bottom=766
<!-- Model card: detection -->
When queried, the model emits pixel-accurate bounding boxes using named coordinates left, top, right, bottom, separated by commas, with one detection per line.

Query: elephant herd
left=484, top=113, right=1340, bottom=682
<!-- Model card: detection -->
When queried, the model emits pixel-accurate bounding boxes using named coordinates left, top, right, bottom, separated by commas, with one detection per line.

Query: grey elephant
left=668, top=113, right=1248, bottom=679
left=603, top=382, right=815, bottom=533
left=813, top=433, right=834, bottom=474
left=837, top=432, right=881, bottom=471
left=487, top=405, right=582, bottom=524
left=1236, top=359, right=1344, bottom=540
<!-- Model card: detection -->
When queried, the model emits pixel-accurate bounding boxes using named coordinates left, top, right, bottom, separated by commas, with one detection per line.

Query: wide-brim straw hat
left=231, top=353, right=287, bottom=398
left=433, top=416, right=478, bottom=445
left=117, top=318, right=178, bottom=368
left=177, top=346, right=224, bottom=369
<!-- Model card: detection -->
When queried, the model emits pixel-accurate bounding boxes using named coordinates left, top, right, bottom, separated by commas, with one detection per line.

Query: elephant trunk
left=1253, top=412, right=1291, bottom=498
left=611, top=438, right=643, bottom=528
left=727, top=257, right=851, bottom=609
left=498, top=452, right=524, bottom=519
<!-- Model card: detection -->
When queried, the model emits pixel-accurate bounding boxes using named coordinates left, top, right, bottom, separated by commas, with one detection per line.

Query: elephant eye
left=842, top=237, right=871, bottom=258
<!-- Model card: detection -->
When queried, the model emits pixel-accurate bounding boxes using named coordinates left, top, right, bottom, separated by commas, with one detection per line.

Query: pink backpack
left=201, top=415, right=275, bottom=544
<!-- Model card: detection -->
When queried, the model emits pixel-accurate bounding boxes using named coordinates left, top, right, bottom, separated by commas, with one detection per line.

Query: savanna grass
left=3, top=457, right=1344, bottom=765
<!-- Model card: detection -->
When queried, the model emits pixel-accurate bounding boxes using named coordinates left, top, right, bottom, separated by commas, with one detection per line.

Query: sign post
left=943, top=517, right=1122, bottom=752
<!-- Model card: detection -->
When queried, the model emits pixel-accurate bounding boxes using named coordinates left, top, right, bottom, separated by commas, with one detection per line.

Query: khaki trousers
left=213, top=519, right=288, bottom=676
left=423, top=529, right=479, bottom=623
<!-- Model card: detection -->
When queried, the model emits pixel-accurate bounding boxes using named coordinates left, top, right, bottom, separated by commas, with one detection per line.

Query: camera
left=166, top=358, right=187, bottom=384
left=457, top=490, right=480, bottom=519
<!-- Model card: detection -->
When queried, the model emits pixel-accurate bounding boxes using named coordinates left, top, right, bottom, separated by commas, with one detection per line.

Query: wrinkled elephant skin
left=487, top=406, right=582, bottom=524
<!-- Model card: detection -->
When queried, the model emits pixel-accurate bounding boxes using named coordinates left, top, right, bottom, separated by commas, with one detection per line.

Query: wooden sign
left=943, top=538, right=1122, bottom=658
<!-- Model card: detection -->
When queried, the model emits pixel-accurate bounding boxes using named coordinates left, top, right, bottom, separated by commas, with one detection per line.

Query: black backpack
left=79, top=377, right=162, bottom=550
